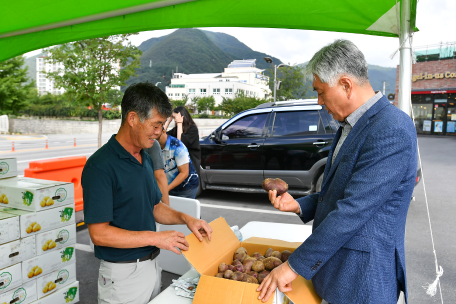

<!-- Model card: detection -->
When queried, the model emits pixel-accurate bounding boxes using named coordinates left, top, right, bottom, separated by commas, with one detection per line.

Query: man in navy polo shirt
left=82, top=83, right=212, bottom=304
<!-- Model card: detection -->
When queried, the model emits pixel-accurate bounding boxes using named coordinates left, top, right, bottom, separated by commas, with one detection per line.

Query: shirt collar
left=340, top=91, right=383, bottom=127
left=163, top=135, right=172, bottom=151
left=108, top=134, right=131, bottom=159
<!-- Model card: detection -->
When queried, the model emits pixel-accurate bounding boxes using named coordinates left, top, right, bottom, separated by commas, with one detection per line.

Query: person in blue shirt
left=157, top=128, right=199, bottom=199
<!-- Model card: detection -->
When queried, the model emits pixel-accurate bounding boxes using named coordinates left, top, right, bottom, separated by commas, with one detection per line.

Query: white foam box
left=0, top=177, right=74, bottom=212
left=0, top=236, right=36, bottom=270
left=0, top=158, right=17, bottom=180
left=35, top=224, right=76, bottom=256
left=0, top=204, right=75, bottom=238
left=32, top=281, right=79, bottom=304
left=36, top=263, right=76, bottom=299
left=0, top=279, right=37, bottom=304
left=0, top=263, right=22, bottom=295
left=0, top=212, right=20, bottom=245
left=22, top=246, right=75, bottom=283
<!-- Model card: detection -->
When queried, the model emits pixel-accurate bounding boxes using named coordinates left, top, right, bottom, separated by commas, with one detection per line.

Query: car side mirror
left=211, top=129, right=222, bottom=142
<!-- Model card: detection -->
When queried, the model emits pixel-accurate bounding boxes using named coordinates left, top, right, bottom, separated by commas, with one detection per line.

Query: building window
left=189, top=89, right=195, bottom=94
left=213, top=88, right=220, bottom=95
left=176, top=93, right=180, bottom=97
left=169, top=93, right=173, bottom=97
left=200, top=89, right=207, bottom=94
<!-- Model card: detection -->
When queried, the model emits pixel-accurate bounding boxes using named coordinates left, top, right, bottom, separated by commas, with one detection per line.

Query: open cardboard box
left=182, top=218, right=321, bottom=304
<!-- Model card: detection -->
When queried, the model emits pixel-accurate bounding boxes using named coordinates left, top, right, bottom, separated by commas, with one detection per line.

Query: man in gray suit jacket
left=257, top=40, right=417, bottom=304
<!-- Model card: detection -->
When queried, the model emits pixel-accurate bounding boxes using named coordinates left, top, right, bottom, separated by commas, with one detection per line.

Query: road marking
left=17, top=153, right=93, bottom=163
left=75, top=243, right=94, bottom=252
left=200, top=203, right=297, bottom=216
left=0, top=135, right=47, bottom=141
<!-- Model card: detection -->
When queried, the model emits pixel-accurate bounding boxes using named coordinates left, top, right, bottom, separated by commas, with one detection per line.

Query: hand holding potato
left=268, top=190, right=300, bottom=214
left=257, top=261, right=298, bottom=302
left=154, top=230, right=189, bottom=255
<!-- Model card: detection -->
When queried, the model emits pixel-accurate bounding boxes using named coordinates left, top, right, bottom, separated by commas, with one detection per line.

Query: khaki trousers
left=98, top=258, right=161, bottom=304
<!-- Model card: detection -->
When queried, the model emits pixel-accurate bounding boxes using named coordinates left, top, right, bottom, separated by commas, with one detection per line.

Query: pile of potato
left=214, top=247, right=291, bottom=284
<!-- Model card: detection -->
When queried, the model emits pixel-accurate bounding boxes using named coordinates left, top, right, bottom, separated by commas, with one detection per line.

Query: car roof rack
left=255, top=99, right=318, bottom=109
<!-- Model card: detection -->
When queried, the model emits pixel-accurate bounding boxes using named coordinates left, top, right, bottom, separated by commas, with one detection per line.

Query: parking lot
left=70, top=135, right=456, bottom=303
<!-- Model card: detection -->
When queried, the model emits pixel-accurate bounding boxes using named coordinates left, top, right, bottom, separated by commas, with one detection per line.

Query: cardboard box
left=0, top=158, right=17, bottom=180
left=36, top=224, right=76, bottom=256
left=0, top=212, right=20, bottom=245
left=0, top=236, right=36, bottom=270
left=36, top=263, right=76, bottom=299
left=31, top=281, right=79, bottom=304
left=0, top=177, right=74, bottom=212
left=22, top=246, right=76, bottom=283
left=0, top=204, right=75, bottom=238
left=0, top=279, right=37, bottom=304
left=182, top=218, right=321, bottom=304
left=0, top=263, right=22, bottom=294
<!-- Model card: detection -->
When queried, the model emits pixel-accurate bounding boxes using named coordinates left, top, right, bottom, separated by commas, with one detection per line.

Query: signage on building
left=412, top=72, right=456, bottom=82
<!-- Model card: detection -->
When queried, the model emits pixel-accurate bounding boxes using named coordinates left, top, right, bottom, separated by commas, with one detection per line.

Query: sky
left=25, top=0, right=455, bottom=68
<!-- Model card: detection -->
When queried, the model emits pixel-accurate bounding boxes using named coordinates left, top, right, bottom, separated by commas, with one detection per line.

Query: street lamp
left=264, top=57, right=286, bottom=102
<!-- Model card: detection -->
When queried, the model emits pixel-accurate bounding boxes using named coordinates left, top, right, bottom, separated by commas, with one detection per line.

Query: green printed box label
left=57, top=269, right=70, bottom=285
left=60, top=208, right=74, bottom=222
left=13, top=287, right=27, bottom=303
left=0, top=162, right=9, bottom=175
left=55, top=188, right=68, bottom=203
left=64, top=287, right=77, bottom=303
left=22, top=191, right=34, bottom=206
left=60, top=247, right=74, bottom=262
left=0, top=271, right=12, bottom=289
left=58, top=229, right=70, bottom=244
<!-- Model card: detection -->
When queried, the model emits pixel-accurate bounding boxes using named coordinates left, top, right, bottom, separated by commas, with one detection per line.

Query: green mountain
left=137, top=36, right=166, bottom=52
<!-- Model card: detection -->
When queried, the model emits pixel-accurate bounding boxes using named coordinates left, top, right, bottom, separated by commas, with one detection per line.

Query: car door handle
left=313, top=141, right=328, bottom=145
left=248, top=144, right=260, bottom=148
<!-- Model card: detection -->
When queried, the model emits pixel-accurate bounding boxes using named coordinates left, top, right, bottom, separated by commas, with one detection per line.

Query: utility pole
left=264, top=57, right=286, bottom=102
left=382, top=81, right=386, bottom=95
left=149, top=60, right=152, bottom=68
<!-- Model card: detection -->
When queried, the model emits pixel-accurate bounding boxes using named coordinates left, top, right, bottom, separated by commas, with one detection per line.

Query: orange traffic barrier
left=24, top=156, right=87, bottom=212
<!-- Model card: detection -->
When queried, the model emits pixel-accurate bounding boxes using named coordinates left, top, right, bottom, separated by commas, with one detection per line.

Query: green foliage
left=106, top=89, right=123, bottom=107
left=20, top=104, right=121, bottom=119
left=0, top=56, right=35, bottom=115
left=218, top=92, right=267, bottom=117
left=197, top=96, right=216, bottom=113
left=266, top=65, right=311, bottom=101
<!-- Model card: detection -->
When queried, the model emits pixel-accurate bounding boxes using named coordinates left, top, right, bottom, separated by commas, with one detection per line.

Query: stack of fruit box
left=0, top=158, right=80, bottom=304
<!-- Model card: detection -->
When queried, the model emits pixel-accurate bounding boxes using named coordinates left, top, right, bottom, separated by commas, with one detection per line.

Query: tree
left=267, top=65, right=311, bottom=101
left=44, top=34, right=141, bottom=147
left=170, top=94, right=188, bottom=108
left=0, top=56, right=35, bottom=115
left=218, top=92, right=266, bottom=117
left=197, top=96, right=216, bottom=114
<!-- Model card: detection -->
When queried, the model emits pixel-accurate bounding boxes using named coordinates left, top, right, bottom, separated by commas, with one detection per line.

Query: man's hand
left=185, top=216, right=212, bottom=242
left=269, top=190, right=300, bottom=214
left=153, top=230, right=189, bottom=255
left=257, top=261, right=298, bottom=302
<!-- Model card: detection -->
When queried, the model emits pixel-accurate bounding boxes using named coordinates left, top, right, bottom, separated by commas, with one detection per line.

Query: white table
left=149, top=221, right=313, bottom=304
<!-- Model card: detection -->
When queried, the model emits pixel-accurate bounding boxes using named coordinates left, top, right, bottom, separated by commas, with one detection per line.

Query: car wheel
left=316, top=173, right=324, bottom=193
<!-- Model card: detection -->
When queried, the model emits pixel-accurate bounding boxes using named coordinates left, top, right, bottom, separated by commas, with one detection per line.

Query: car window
left=322, top=108, right=339, bottom=131
left=272, top=110, right=321, bottom=137
left=222, top=113, right=268, bottom=139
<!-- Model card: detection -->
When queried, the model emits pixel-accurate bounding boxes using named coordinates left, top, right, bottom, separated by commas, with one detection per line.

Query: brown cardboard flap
left=183, top=217, right=240, bottom=275
left=193, top=275, right=274, bottom=304
left=241, top=237, right=302, bottom=255
left=286, top=276, right=322, bottom=304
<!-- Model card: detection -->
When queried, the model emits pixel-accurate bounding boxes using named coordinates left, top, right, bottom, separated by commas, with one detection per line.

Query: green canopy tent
left=0, top=0, right=418, bottom=113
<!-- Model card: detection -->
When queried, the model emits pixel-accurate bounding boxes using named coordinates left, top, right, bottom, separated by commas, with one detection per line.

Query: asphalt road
left=0, top=133, right=454, bottom=303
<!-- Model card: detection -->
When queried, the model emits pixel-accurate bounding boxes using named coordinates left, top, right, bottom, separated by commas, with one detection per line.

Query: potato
left=215, top=273, right=224, bottom=278
left=262, top=178, right=288, bottom=195
left=231, top=260, right=241, bottom=266
left=224, top=270, right=233, bottom=279
left=218, top=263, right=228, bottom=273
left=233, top=264, right=244, bottom=273
left=231, top=271, right=243, bottom=281
left=264, top=248, right=273, bottom=258
left=26, top=226, right=32, bottom=234
left=2, top=197, right=7, bottom=204
left=27, top=271, right=34, bottom=278
left=43, top=286, right=48, bottom=293
left=235, top=247, right=247, bottom=255
left=257, top=256, right=265, bottom=261
left=31, top=222, right=37, bottom=226
left=33, top=223, right=41, bottom=232
left=227, top=264, right=234, bottom=271
left=247, top=271, right=258, bottom=279
left=281, top=250, right=292, bottom=262
left=42, top=244, right=48, bottom=251
left=46, top=199, right=54, bottom=206
left=242, top=257, right=256, bottom=273
left=32, top=266, right=38, bottom=271
left=34, top=267, right=42, bottom=276
left=263, top=257, right=282, bottom=271
left=252, top=252, right=262, bottom=259
left=271, top=251, right=282, bottom=260
left=50, top=282, right=56, bottom=290
left=258, top=270, right=270, bottom=283
left=47, top=239, right=53, bottom=245
left=233, top=252, right=246, bottom=262
left=246, top=276, right=259, bottom=284
left=47, top=281, right=52, bottom=287
left=252, top=261, right=265, bottom=272
left=40, top=200, right=46, bottom=207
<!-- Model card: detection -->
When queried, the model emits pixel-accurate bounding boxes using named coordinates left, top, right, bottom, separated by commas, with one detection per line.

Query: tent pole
left=398, top=0, right=412, bottom=117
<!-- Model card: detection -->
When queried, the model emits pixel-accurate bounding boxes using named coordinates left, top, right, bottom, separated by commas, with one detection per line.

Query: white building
left=36, top=56, right=65, bottom=95
left=36, top=56, right=121, bottom=96
left=165, top=59, right=271, bottom=107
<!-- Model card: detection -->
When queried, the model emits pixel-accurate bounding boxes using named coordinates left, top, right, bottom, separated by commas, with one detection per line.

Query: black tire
left=316, top=172, right=324, bottom=193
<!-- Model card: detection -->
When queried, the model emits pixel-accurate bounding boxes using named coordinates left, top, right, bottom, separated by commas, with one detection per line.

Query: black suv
left=198, top=99, right=338, bottom=196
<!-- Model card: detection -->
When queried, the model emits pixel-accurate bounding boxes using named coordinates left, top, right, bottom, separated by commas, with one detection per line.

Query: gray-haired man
left=82, top=83, right=212, bottom=304
left=258, top=40, right=417, bottom=304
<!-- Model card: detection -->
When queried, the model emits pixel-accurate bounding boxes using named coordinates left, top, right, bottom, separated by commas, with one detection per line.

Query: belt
left=105, top=249, right=160, bottom=264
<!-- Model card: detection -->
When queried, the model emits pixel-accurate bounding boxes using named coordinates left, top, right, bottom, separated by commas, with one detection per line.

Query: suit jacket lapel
left=321, top=127, right=341, bottom=191
left=323, top=97, right=391, bottom=188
